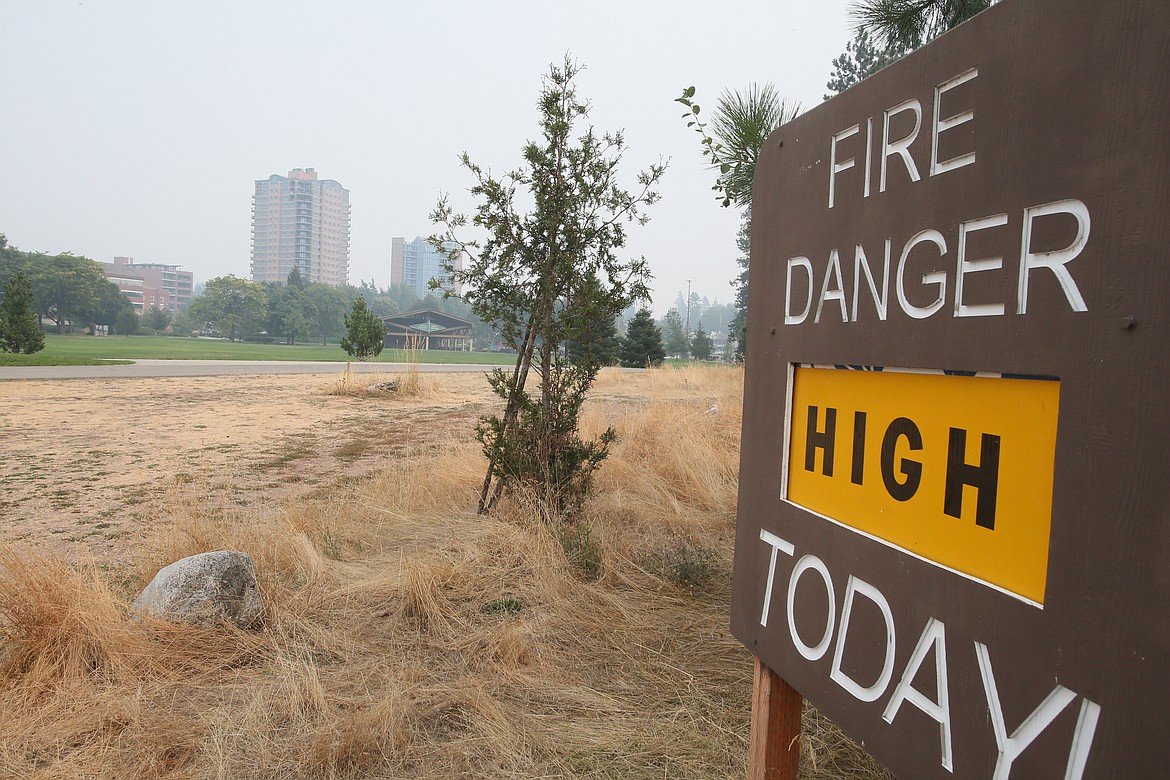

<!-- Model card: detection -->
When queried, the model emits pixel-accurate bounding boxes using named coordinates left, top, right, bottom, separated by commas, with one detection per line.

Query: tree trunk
left=479, top=320, right=538, bottom=513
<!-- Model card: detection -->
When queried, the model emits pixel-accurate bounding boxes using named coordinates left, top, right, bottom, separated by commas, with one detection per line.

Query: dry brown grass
left=327, top=359, right=441, bottom=400
left=392, top=362, right=441, bottom=399
left=0, top=364, right=890, bottom=779
left=326, top=361, right=379, bottom=397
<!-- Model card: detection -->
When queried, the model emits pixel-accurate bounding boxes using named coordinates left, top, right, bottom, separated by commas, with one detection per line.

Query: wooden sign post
left=733, top=0, right=1170, bottom=776
left=748, top=658, right=801, bottom=779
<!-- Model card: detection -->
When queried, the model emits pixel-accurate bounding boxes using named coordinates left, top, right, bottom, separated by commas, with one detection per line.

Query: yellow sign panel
left=786, top=367, right=1059, bottom=604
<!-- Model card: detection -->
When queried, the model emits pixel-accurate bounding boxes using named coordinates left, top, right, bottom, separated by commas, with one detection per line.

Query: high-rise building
left=251, top=168, right=350, bottom=287
left=390, top=236, right=462, bottom=299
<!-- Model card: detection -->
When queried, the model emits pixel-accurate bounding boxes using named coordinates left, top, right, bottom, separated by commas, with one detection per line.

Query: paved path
left=0, top=359, right=513, bottom=381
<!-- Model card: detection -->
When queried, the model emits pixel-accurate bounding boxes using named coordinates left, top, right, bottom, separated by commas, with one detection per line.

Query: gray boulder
left=131, top=550, right=263, bottom=628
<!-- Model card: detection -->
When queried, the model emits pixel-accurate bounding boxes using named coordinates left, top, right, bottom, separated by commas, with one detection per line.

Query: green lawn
left=0, top=353, right=134, bottom=367
left=16, top=335, right=514, bottom=365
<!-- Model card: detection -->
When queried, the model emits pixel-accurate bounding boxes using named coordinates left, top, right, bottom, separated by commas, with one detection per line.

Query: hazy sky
left=1, top=1, right=856, bottom=314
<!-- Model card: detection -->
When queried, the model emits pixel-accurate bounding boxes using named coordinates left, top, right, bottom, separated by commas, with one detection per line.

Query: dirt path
left=0, top=371, right=495, bottom=564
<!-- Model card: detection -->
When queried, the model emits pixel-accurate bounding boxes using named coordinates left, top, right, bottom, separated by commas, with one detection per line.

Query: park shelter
left=380, top=309, right=474, bottom=351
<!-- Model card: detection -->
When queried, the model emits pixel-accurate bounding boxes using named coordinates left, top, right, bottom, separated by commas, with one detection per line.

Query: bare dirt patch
left=0, top=371, right=495, bottom=564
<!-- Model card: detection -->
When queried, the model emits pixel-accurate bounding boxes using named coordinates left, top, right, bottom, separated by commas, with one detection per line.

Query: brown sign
left=731, top=0, right=1170, bottom=777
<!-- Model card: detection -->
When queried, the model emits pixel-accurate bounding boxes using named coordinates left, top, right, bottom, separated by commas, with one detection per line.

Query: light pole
left=686, top=278, right=693, bottom=337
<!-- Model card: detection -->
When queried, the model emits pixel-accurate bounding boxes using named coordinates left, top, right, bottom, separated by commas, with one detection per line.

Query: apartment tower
left=251, top=168, right=350, bottom=287
left=390, top=236, right=463, bottom=300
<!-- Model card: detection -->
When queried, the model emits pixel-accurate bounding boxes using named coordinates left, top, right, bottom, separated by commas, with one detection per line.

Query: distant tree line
left=0, top=232, right=505, bottom=348
left=1, top=232, right=717, bottom=364
left=184, top=271, right=501, bottom=348
left=560, top=304, right=723, bottom=369
left=0, top=234, right=139, bottom=337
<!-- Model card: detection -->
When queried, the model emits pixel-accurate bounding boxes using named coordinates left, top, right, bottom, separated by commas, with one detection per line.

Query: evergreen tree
left=675, top=86, right=799, bottom=363
left=0, top=271, right=45, bottom=353
left=675, top=83, right=800, bottom=209
left=286, top=266, right=306, bottom=290
left=115, top=308, right=140, bottom=336
left=698, top=301, right=734, bottom=334
left=690, top=324, right=713, bottom=361
left=824, top=27, right=910, bottom=100
left=268, top=284, right=312, bottom=345
left=340, top=295, right=386, bottom=361
left=568, top=310, right=623, bottom=367
left=620, top=308, right=665, bottom=367
left=147, top=305, right=173, bottom=335
left=430, top=57, right=665, bottom=515
left=661, top=307, right=689, bottom=358
left=728, top=210, right=751, bottom=360
left=852, top=0, right=990, bottom=51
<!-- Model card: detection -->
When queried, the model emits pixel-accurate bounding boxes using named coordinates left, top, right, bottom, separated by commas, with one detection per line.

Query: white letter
left=955, top=213, right=1008, bottom=317
left=829, top=124, right=860, bottom=208
left=785, top=256, right=814, bottom=325
left=1017, top=199, right=1090, bottom=314
left=830, top=576, right=896, bottom=702
left=931, top=68, right=978, bottom=176
left=815, top=250, right=849, bottom=323
left=787, top=554, right=835, bottom=661
left=897, top=229, right=948, bottom=319
left=976, top=641, right=1079, bottom=780
left=864, top=117, right=874, bottom=197
left=853, top=240, right=891, bottom=321
left=883, top=618, right=953, bottom=772
left=758, top=529, right=795, bottom=628
left=881, top=99, right=922, bottom=192
left=1065, top=699, right=1102, bottom=780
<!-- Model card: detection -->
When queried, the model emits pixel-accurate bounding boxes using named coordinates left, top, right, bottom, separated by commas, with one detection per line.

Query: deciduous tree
left=0, top=235, right=30, bottom=296
left=28, top=253, right=110, bottom=334
left=306, top=283, right=347, bottom=346
left=187, top=275, right=267, bottom=342
left=95, top=281, right=135, bottom=334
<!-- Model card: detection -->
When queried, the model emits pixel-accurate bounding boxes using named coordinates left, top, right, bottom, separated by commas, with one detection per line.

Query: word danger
left=757, top=529, right=1101, bottom=777
left=786, top=68, right=1091, bottom=326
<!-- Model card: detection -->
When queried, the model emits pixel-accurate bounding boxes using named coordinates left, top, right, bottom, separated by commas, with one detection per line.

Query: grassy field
left=2, top=334, right=515, bottom=365
left=0, top=365, right=888, bottom=779
left=0, top=353, right=133, bottom=367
